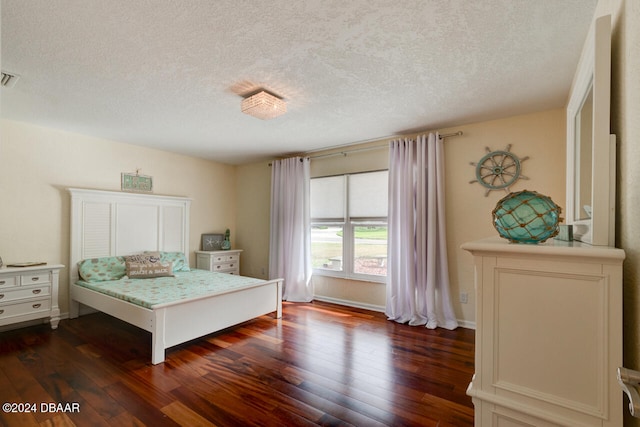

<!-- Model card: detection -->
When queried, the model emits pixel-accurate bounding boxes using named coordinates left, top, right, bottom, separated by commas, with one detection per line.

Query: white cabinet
left=0, top=264, right=64, bottom=329
left=195, top=250, right=242, bottom=275
left=462, top=237, right=624, bottom=426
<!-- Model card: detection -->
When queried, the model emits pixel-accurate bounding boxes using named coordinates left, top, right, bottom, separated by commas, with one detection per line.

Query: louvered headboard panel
left=68, top=188, right=191, bottom=286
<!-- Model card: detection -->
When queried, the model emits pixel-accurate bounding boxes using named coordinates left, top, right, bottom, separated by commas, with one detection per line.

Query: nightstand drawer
left=196, top=250, right=242, bottom=275
left=213, top=262, right=237, bottom=272
left=0, top=285, right=51, bottom=303
left=0, top=276, right=18, bottom=288
left=212, top=254, right=238, bottom=263
left=0, top=299, right=51, bottom=319
left=21, top=272, right=51, bottom=286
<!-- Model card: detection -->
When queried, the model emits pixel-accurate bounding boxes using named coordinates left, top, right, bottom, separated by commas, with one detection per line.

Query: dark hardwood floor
left=0, top=301, right=475, bottom=426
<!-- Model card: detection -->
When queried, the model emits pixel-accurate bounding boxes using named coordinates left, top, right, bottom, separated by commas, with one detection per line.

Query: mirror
left=574, top=83, right=593, bottom=221
left=566, top=14, right=614, bottom=246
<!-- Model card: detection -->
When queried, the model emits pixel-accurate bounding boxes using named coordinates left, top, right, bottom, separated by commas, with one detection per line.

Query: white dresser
left=462, top=237, right=624, bottom=426
left=0, top=264, right=63, bottom=329
left=195, top=250, right=242, bottom=275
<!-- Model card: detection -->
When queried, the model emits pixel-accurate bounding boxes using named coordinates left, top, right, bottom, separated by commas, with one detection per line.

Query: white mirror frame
left=566, top=14, right=615, bottom=246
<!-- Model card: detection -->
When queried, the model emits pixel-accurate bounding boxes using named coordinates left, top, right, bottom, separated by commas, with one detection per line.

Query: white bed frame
left=68, top=188, right=282, bottom=364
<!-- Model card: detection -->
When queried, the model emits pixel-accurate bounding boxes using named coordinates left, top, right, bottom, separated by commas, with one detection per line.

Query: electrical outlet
left=460, top=292, right=469, bottom=304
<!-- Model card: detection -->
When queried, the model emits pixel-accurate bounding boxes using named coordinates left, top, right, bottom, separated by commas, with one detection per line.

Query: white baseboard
left=457, top=319, right=476, bottom=330
left=313, top=295, right=386, bottom=313
left=312, top=295, right=476, bottom=330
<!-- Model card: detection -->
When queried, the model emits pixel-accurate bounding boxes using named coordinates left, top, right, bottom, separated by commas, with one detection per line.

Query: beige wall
left=0, top=100, right=568, bottom=331
left=596, top=0, right=640, bottom=425
left=235, top=161, right=272, bottom=279
left=0, top=119, right=237, bottom=316
left=0, top=109, right=564, bottom=328
left=445, top=109, right=566, bottom=325
left=237, top=108, right=566, bottom=325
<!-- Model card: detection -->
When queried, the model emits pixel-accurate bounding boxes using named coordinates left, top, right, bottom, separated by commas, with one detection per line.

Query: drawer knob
left=31, top=277, right=40, bottom=282
left=0, top=310, right=3, bottom=315
left=32, top=289, right=42, bottom=294
left=0, top=281, right=5, bottom=285
left=0, top=294, right=4, bottom=299
left=32, top=303, right=41, bottom=309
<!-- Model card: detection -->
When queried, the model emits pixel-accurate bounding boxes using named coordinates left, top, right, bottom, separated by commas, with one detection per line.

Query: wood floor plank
left=103, top=381, right=180, bottom=427
left=169, top=383, right=261, bottom=427
left=161, top=401, right=218, bottom=427
left=103, top=411, right=147, bottom=427
left=127, top=363, right=182, bottom=395
left=0, top=301, right=474, bottom=426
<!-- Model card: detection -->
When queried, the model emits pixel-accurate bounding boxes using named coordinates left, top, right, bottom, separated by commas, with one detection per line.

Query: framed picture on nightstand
left=201, top=233, right=224, bottom=251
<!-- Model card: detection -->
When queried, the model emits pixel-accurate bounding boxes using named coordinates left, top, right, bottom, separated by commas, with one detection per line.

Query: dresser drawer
left=0, top=264, right=62, bottom=329
left=0, top=298, right=51, bottom=319
left=0, top=276, right=18, bottom=288
left=21, top=272, right=51, bottom=286
left=0, top=285, right=51, bottom=304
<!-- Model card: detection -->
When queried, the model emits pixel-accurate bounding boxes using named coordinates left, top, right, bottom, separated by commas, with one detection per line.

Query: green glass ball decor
left=492, top=190, right=562, bottom=244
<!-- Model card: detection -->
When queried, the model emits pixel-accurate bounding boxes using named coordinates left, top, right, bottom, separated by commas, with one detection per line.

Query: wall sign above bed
left=121, top=170, right=153, bottom=192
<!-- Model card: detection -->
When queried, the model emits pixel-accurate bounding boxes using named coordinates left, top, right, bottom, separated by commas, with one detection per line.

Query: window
left=310, top=170, right=388, bottom=282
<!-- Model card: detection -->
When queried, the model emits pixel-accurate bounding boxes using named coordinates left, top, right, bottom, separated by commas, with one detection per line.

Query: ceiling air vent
left=1, top=71, right=20, bottom=88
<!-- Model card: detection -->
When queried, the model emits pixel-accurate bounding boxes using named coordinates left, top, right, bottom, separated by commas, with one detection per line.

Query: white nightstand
left=195, top=250, right=242, bottom=275
left=0, top=264, right=64, bottom=329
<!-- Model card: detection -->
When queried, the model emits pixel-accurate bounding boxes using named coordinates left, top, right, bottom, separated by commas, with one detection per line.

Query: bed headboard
left=68, top=188, right=191, bottom=285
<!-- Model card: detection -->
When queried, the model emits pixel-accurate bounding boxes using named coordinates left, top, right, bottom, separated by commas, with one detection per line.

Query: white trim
left=565, top=15, right=614, bottom=246
left=313, top=295, right=476, bottom=329
left=313, top=295, right=385, bottom=312
left=456, top=319, right=476, bottom=330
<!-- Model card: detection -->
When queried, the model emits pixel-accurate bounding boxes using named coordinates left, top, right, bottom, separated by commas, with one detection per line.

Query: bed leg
left=276, top=279, right=283, bottom=319
left=152, top=309, right=166, bottom=364
left=151, top=346, right=165, bottom=365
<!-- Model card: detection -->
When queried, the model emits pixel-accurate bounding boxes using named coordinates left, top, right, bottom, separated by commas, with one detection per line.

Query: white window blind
left=310, top=175, right=345, bottom=219
left=348, top=170, right=388, bottom=218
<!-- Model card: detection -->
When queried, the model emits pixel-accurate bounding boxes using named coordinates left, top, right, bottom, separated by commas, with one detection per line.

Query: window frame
left=310, top=170, right=388, bottom=283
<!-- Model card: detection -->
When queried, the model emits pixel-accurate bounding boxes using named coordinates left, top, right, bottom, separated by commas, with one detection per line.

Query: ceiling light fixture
left=241, top=90, right=286, bottom=120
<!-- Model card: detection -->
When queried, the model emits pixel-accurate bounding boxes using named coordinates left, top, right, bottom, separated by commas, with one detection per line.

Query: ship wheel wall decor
left=469, top=144, right=529, bottom=196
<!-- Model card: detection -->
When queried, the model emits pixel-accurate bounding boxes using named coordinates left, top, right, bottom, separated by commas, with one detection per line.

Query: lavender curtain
left=386, top=133, right=458, bottom=329
left=269, top=156, right=313, bottom=302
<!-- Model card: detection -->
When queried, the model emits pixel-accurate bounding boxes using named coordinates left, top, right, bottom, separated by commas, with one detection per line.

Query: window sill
left=312, top=270, right=386, bottom=284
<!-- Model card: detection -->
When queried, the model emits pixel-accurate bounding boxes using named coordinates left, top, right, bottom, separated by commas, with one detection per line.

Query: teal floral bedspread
left=75, top=269, right=267, bottom=309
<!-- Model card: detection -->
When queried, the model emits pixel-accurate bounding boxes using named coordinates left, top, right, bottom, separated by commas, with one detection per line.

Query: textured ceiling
left=1, top=0, right=597, bottom=164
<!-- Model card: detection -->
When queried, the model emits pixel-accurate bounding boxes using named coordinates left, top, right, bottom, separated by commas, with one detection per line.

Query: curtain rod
left=307, top=130, right=463, bottom=160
